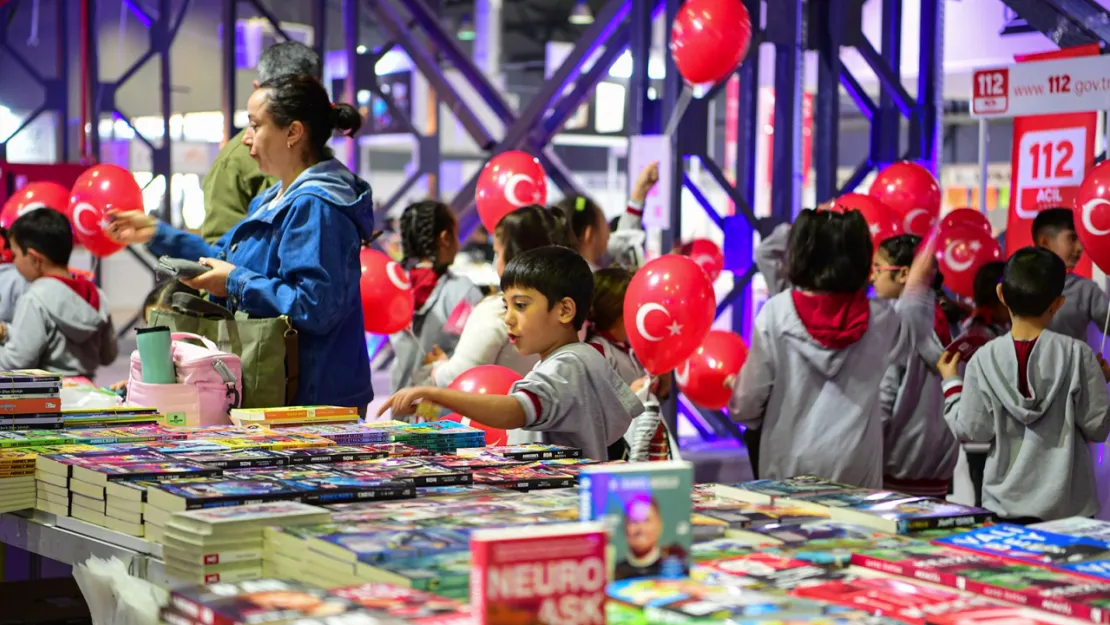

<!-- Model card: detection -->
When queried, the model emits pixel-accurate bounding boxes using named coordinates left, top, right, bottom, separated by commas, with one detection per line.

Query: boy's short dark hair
left=501, top=245, right=594, bottom=330
left=787, top=208, right=873, bottom=293
left=973, top=261, right=1006, bottom=309
left=1001, top=247, right=1066, bottom=318
left=8, top=209, right=73, bottom=267
left=1032, top=208, right=1075, bottom=242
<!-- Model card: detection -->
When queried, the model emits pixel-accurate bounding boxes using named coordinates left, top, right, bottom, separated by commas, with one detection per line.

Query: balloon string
left=1102, top=303, right=1110, bottom=356
left=663, top=86, right=693, bottom=138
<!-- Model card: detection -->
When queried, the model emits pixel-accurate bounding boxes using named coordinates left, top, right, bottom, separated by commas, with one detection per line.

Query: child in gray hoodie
left=939, top=247, right=1110, bottom=523
left=0, top=209, right=117, bottom=377
left=1033, top=208, right=1110, bottom=344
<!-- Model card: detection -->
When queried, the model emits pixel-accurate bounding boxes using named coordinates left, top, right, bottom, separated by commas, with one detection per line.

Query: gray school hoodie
left=1047, top=273, right=1110, bottom=343
left=0, top=278, right=118, bottom=377
left=511, top=342, right=644, bottom=461
left=880, top=329, right=959, bottom=482
left=943, top=330, right=1110, bottom=520
left=0, top=264, right=28, bottom=324
left=387, top=271, right=483, bottom=392
left=730, top=286, right=935, bottom=488
left=755, top=223, right=792, bottom=297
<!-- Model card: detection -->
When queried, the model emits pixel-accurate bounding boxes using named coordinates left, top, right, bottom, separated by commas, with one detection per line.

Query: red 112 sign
left=1014, top=126, right=1088, bottom=219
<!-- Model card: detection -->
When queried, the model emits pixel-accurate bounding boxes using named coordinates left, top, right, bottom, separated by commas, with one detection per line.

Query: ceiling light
left=569, top=0, right=593, bottom=25
left=457, top=14, right=476, bottom=41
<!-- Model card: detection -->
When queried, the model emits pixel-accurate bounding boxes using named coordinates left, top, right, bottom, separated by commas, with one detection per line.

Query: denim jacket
left=148, top=158, right=374, bottom=408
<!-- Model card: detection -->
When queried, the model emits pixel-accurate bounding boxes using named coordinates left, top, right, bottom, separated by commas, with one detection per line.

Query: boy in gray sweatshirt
left=939, top=247, right=1110, bottom=523
left=1033, top=208, right=1110, bottom=343
left=0, top=209, right=117, bottom=377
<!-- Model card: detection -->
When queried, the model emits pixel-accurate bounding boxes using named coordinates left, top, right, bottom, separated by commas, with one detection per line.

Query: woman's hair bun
left=330, top=103, right=363, bottom=137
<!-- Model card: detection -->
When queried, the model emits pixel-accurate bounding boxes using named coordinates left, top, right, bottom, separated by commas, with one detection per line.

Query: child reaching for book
left=1033, top=208, right=1110, bottom=343
left=871, top=234, right=957, bottom=497
left=388, top=200, right=484, bottom=392
left=727, top=209, right=938, bottom=488
left=938, top=247, right=1110, bottom=523
left=378, top=245, right=644, bottom=461
left=586, top=267, right=673, bottom=461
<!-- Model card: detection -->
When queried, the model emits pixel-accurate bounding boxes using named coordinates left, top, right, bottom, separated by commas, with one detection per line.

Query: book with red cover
left=330, top=583, right=470, bottom=624
left=792, top=577, right=1004, bottom=625
left=166, top=579, right=358, bottom=625
left=851, top=543, right=1110, bottom=624
left=470, top=522, right=607, bottom=625
left=927, top=606, right=1082, bottom=624
left=695, top=552, right=847, bottom=592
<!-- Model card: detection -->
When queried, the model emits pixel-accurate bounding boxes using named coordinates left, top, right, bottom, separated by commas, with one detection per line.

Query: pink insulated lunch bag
left=127, top=332, right=243, bottom=426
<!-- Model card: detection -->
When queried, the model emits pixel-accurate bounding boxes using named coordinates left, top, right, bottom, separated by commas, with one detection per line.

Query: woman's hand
left=937, top=350, right=961, bottom=379
left=104, top=210, right=158, bottom=245
left=183, top=258, right=236, bottom=298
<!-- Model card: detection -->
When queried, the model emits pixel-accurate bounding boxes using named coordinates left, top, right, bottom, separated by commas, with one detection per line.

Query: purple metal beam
left=366, top=0, right=497, bottom=150
left=390, top=0, right=516, bottom=124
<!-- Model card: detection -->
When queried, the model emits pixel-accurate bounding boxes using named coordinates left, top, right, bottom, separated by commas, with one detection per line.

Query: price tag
left=164, top=412, right=187, bottom=426
left=1014, top=126, right=1088, bottom=219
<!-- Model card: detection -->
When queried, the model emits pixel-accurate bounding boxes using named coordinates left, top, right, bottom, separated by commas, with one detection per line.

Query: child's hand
left=377, top=387, right=437, bottom=418
left=632, top=162, right=660, bottom=203
left=108, top=380, right=127, bottom=392
left=655, top=374, right=672, bottom=400
left=1098, top=354, right=1110, bottom=383
left=723, top=374, right=738, bottom=390
left=423, top=346, right=448, bottom=366
left=905, top=230, right=938, bottom=291
left=630, top=375, right=650, bottom=394
left=937, top=350, right=961, bottom=379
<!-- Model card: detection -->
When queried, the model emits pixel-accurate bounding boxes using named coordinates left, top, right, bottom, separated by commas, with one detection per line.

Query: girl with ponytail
left=387, top=201, right=483, bottom=392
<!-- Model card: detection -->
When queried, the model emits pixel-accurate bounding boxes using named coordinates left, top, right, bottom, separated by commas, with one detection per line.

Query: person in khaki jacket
left=200, top=41, right=321, bottom=243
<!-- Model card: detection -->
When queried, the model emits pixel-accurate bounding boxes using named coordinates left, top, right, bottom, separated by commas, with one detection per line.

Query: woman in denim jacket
left=107, top=75, right=374, bottom=411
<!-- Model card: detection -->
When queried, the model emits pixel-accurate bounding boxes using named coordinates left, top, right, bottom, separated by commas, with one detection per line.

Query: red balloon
left=678, top=238, right=724, bottom=282
left=938, top=208, right=992, bottom=236
left=1, top=182, right=70, bottom=230
left=68, top=164, right=145, bottom=258
left=869, top=161, right=941, bottom=236
left=359, top=249, right=414, bottom=334
left=832, top=193, right=903, bottom=249
left=446, top=364, right=523, bottom=447
left=1076, top=160, right=1110, bottom=274
left=475, top=151, right=547, bottom=233
left=671, top=0, right=752, bottom=87
left=676, top=330, right=748, bottom=410
left=624, top=255, right=715, bottom=376
left=934, top=225, right=1003, bottom=299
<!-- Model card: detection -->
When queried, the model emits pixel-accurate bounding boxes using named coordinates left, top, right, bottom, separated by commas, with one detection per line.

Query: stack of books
left=0, top=370, right=63, bottom=430
left=471, top=463, right=576, bottom=491
left=459, top=443, right=582, bottom=461
left=162, top=579, right=364, bottom=625
left=229, top=405, right=360, bottom=427
left=61, top=405, right=160, bottom=427
left=64, top=424, right=187, bottom=445
left=278, top=423, right=390, bottom=445
left=331, top=457, right=473, bottom=487
left=330, top=583, right=471, bottom=624
left=377, top=420, right=486, bottom=453
left=161, top=501, right=330, bottom=585
left=0, top=448, right=36, bottom=512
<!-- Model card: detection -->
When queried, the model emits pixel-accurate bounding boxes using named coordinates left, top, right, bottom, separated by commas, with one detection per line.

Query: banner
left=1002, top=45, right=1100, bottom=278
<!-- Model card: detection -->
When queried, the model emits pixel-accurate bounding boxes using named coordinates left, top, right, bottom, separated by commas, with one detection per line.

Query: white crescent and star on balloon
left=69, top=203, right=99, bottom=236
left=503, top=174, right=541, bottom=207
left=634, top=303, right=683, bottom=343
left=1081, top=198, right=1110, bottom=237
left=385, top=262, right=412, bottom=291
left=943, top=240, right=975, bottom=273
left=674, top=360, right=690, bottom=386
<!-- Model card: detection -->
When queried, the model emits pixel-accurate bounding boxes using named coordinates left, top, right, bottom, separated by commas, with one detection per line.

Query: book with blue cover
left=935, top=523, right=1110, bottom=567
left=579, top=460, right=694, bottom=581
left=276, top=475, right=415, bottom=504
left=307, top=527, right=470, bottom=564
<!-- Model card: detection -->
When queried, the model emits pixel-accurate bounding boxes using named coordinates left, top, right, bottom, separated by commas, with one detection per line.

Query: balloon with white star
left=623, top=254, right=715, bottom=376
left=1076, top=160, right=1110, bottom=275
left=934, top=225, right=1002, bottom=299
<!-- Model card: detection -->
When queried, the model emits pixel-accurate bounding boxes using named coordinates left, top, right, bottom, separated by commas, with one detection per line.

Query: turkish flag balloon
left=475, top=151, right=547, bottom=233
left=1075, top=160, right=1110, bottom=274
left=359, top=249, right=414, bottom=334
left=624, top=255, right=715, bottom=376
left=832, top=193, right=903, bottom=248
left=446, top=364, right=522, bottom=446
left=678, top=238, right=724, bottom=282
left=671, top=0, right=752, bottom=87
left=1, top=182, right=71, bottom=229
left=676, top=330, right=748, bottom=410
left=869, top=161, right=941, bottom=236
left=934, top=225, right=1003, bottom=299
left=939, top=208, right=992, bottom=236
left=68, top=164, right=144, bottom=258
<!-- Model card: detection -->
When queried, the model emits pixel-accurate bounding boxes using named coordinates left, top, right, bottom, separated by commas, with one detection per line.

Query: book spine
left=168, top=594, right=226, bottom=625
left=849, top=554, right=963, bottom=590
left=956, top=575, right=1104, bottom=623
left=470, top=537, right=490, bottom=624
